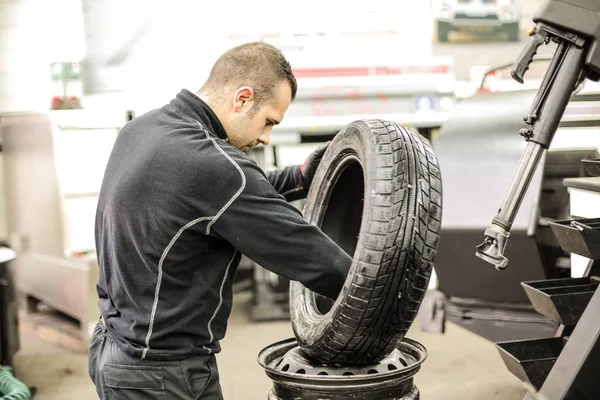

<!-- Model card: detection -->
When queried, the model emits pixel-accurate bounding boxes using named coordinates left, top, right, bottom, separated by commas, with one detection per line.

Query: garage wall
left=80, top=0, right=432, bottom=111
left=0, top=0, right=84, bottom=113
left=0, top=0, right=48, bottom=112
left=0, top=0, right=85, bottom=243
left=81, top=0, right=226, bottom=106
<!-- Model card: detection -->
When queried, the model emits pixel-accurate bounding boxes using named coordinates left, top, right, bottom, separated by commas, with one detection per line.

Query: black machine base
left=0, top=250, right=19, bottom=367
left=445, top=298, right=559, bottom=343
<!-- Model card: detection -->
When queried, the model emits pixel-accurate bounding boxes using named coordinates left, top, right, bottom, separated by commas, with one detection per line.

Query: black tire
left=290, top=119, right=443, bottom=365
left=437, top=21, right=450, bottom=43
left=506, top=23, right=519, bottom=42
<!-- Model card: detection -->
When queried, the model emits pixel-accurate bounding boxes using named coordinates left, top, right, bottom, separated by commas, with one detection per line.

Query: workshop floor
left=12, top=292, right=529, bottom=400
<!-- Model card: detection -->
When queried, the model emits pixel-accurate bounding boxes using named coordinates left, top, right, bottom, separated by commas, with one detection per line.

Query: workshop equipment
left=476, top=0, right=600, bottom=270
left=258, top=338, right=425, bottom=400
left=0, top=248, right=18, bottom=367
left=430, top=48, right=600, bottom=342
left=496, top=241, right=600, bottom=398
left=474, top=0, right=600, bottom=398
left=432, top=88, right=559, bottom=342
left=430, top=80, right=600, bottom=341
left=0, top=110, right=124, bottom=338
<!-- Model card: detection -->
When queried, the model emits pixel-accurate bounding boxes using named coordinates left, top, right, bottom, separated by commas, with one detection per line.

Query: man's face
left=224, top=81, right=292, bottom=153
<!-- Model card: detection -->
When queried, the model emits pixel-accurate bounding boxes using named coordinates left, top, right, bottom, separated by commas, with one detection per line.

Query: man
left=88, top=41, right=353, bottom=399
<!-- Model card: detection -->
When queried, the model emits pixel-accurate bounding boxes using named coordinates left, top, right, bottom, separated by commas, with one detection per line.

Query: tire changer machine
left=257, top=1, right=600, bottom=399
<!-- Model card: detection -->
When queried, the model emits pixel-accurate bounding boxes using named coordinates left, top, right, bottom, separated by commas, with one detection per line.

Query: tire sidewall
left=290, top=121, right=372, bottom=350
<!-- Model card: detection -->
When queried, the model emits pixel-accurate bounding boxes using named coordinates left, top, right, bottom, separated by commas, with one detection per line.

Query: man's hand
left=301, top=142, right=330, bottom=189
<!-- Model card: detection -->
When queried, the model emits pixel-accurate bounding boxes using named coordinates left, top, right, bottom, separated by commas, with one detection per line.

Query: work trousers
left=88, top=320, right=223, bottom=399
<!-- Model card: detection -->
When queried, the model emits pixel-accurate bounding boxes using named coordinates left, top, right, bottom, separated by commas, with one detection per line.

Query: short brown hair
left=201, top=42, right=297, bottom=106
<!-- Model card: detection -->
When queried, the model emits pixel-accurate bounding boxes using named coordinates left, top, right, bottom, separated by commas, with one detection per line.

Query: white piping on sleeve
left=202, top=129, right=246, bottom=235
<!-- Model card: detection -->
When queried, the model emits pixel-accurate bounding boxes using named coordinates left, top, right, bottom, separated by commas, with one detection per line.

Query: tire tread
left=295, top=119, right=443, bottom=365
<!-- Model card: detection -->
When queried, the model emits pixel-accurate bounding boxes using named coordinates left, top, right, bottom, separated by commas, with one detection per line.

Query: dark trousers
left=88, top=320, right=223, bottom=399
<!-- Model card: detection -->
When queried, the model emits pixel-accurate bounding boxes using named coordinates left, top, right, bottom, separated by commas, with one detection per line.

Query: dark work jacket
left=95, top=89, right=352, bottom=361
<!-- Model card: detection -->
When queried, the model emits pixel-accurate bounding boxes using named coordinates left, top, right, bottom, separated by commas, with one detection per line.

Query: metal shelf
left=521, top=277, right=599, bottom=326
left=496, top=337, right=565, bottom=391
left=549, top=218, right=600, bottom=259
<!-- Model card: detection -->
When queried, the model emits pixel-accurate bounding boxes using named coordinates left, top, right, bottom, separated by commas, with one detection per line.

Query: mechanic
left=88, top=41, right=353, bottom=399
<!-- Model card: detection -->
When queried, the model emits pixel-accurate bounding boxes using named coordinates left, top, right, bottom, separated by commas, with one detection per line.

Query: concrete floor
left=12, top=292, right=529, bottom=400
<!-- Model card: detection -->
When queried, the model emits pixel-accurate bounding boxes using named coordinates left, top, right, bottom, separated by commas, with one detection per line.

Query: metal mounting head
left=475, top=226, right=510, bottom=270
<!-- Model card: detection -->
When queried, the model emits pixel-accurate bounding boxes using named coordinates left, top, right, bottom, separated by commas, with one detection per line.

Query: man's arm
left=266, top=165, right=306, bottom=202
left=264, top=142, right=329, bottom=202
left=209, top=155, right=352, bottom=300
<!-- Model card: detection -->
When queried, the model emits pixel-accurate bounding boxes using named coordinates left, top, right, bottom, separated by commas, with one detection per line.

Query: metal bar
left=535, top=286, right=600, bottom=399
left=584, top=259, right=600, bottom=277
left=529, top=44, right=586, bottom=148
left=476, top=37, right=588, bottom=270
left=475, top=143, right=545, bottom=269
left=496, top=142, right=546, bottom=226
left=559, top=119, right=600, bottom=128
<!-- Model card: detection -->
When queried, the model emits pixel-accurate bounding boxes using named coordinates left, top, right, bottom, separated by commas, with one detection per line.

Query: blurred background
left=1, top=1, right=600, bottom=399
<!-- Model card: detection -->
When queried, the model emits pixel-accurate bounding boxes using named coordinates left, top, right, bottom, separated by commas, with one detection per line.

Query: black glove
left=300, top=142, right=330, bottom=189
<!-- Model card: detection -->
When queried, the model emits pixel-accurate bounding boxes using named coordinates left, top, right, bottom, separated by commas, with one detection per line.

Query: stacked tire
left=290, top=119, right=443, bottom=366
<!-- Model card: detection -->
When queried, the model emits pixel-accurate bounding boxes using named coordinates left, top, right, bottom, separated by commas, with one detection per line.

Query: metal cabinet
left=0, top=110, right=123, bottom=338
left=0, top=248, right=18, bottom=366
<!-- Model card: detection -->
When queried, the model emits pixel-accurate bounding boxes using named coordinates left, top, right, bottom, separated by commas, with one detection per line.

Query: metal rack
left=496, top=217, right=600, bottom=399
left=0, top=249, right=18, bottom=367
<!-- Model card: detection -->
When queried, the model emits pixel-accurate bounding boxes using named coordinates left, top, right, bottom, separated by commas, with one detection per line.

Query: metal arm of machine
left=475, top=19, right=590, bottom=270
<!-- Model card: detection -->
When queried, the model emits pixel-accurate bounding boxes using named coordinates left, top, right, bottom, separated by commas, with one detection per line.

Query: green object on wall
left=50, top=62, right=81, bottom=81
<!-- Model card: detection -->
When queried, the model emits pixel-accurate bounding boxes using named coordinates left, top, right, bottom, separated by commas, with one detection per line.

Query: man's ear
left=233, top=86, right=255, bottom=113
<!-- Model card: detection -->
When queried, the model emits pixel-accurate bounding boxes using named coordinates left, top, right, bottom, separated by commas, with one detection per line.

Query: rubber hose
left=0, top=366, right=31, bottom=400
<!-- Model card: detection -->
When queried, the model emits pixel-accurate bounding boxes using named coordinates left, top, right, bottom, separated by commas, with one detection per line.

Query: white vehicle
left=224, top=1, right=457, bottom=143
left=80, top=1, right=456, bottom=143
left=433, top=0, right=522, bottom=42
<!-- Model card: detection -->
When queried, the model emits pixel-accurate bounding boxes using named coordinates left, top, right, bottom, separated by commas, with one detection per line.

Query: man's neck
left=196, top=91, right=222, bottom=119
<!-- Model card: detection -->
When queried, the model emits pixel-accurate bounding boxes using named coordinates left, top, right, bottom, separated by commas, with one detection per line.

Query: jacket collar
left=171, top=89, right=228, bottom=140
